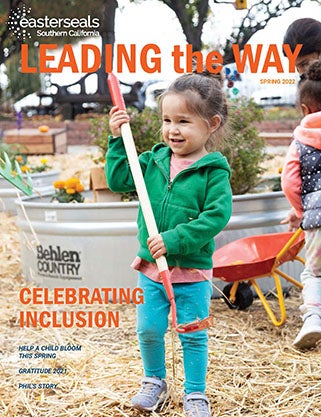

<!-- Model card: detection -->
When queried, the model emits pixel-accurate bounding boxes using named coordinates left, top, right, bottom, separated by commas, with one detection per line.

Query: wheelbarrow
left=212, top=228, right=305, bottom=326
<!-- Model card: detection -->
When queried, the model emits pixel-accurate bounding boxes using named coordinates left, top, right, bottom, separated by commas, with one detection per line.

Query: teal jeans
left=136, top=272, right=213, bottom=394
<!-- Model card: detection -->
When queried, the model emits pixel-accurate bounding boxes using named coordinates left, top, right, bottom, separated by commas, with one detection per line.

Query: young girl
left=105, top=69, right=232, bottom=416
left=281, top=59, right=321, bottom=349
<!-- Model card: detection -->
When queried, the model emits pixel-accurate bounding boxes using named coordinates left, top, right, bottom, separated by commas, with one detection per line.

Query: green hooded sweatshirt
left=105, top=137, right=232, bottom=270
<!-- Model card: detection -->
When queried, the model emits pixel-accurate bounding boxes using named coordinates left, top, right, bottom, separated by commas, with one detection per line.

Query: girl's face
left=161, top=93, right=221, bottom=161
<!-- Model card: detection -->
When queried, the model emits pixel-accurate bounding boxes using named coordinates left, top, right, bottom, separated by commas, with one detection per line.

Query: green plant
left=27, top=157, right=52, bottom=173
left=272, top=167, right=283, bottom=192
left=89, top=113, right=110, bottom=164
left=90, top=107, right=161, bottom=161
left=0, top=143, right=52, bottom=173
left=263, top=106, right=301, bottom=121
left=0, top=143, right=27, bottom=163
left=221, top=97, right=267, bottom=195
left=52, top=178, right=85, bottom=203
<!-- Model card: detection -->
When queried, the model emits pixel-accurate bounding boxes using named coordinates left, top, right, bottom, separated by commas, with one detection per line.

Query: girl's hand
left=280, top=208, right=301, bottom=231
left=109, top=106, right=130, bottom=137
left=147, top=234, right=167, bottom=259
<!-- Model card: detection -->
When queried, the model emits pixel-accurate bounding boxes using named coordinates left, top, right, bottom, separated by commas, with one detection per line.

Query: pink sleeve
left=281, top=141, right=303, bottom=218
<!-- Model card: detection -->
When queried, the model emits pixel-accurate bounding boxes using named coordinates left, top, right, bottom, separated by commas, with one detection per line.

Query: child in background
left=105, top=68, right=232, bottom=417
left=283, top=18, right=321, bottom=80
left=281, top=59, right=321, bottom=349
left=282, top=18, right=321, bottom=229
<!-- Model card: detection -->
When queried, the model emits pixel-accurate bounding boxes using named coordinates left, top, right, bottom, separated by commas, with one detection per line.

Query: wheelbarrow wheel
left=222, top=282, right=254, bottom=310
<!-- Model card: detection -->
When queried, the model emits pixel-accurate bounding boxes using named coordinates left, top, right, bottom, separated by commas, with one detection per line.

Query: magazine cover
left=1, top=1, right=321, bottom=416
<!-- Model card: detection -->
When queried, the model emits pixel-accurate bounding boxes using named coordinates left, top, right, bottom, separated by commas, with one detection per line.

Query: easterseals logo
left=7, top=3, right=32, bottom=40
left=7, top=2, right=100, bottom=40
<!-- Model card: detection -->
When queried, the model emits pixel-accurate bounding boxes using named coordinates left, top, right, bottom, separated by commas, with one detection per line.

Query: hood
left=294, top=111, right=321, bottom=150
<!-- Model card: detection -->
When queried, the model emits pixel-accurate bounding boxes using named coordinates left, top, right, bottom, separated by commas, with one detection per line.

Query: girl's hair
left=298, top=59, right=321, bottom=113
left=159, top=67, right=228, bottom=150
left=283, top=18, right=321, bottom=56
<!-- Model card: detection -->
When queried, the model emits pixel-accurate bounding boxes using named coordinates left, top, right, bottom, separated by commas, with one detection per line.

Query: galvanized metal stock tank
left=16, top=191, right=303, bottom=291
left=216, top=191, right=291, bottom=245
left=16, top=193, right=139, bottom=289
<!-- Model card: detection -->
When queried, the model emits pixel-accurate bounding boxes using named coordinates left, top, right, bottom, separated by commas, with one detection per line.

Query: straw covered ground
left=1, top=149, right=321, bottom=417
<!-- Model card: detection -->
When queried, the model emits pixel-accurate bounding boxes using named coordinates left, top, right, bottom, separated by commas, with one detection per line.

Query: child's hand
left=109, top=106, right=130, bottom=137
left=147, top=234, right=167, bottom=259
left=280, top=208, right=301, bottom=231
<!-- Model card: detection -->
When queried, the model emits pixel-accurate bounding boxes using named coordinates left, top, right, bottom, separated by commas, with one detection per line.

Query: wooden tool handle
left=108, top=73, right=168, bottom=273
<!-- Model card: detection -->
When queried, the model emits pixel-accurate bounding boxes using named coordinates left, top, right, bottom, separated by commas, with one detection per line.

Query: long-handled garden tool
left=0, top=151, right=33, bottom=195
left=107, top=73, right=213, bottom=333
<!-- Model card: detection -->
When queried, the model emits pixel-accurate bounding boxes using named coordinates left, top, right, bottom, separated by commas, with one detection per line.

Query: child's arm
left=105, top=107, right=149, bottom=193
left=280, top=207, right=302, bottom=231
left=281, top=141, right=303, bottom=219
left=105, top=136, right=136, bottom=193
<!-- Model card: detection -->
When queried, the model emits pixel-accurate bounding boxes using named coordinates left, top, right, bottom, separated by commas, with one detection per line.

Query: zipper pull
left=167, top=181, right=172, bottom=190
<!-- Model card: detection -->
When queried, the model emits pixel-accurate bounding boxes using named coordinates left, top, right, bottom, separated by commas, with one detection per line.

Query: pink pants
left=300, top=229, right=321, bottom=320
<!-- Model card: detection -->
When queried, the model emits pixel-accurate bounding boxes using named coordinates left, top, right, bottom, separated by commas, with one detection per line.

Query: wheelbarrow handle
left=275, top=227, right=304, bottom=263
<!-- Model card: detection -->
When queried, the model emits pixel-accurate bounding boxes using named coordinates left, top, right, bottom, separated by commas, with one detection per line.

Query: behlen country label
left=36, top=244, right=82, bottom=281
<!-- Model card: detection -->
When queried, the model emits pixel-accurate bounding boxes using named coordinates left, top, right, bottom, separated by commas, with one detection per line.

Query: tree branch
left=161, top=0, right=210, bottom=50
left=218, top=0, right=307, bottom=64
